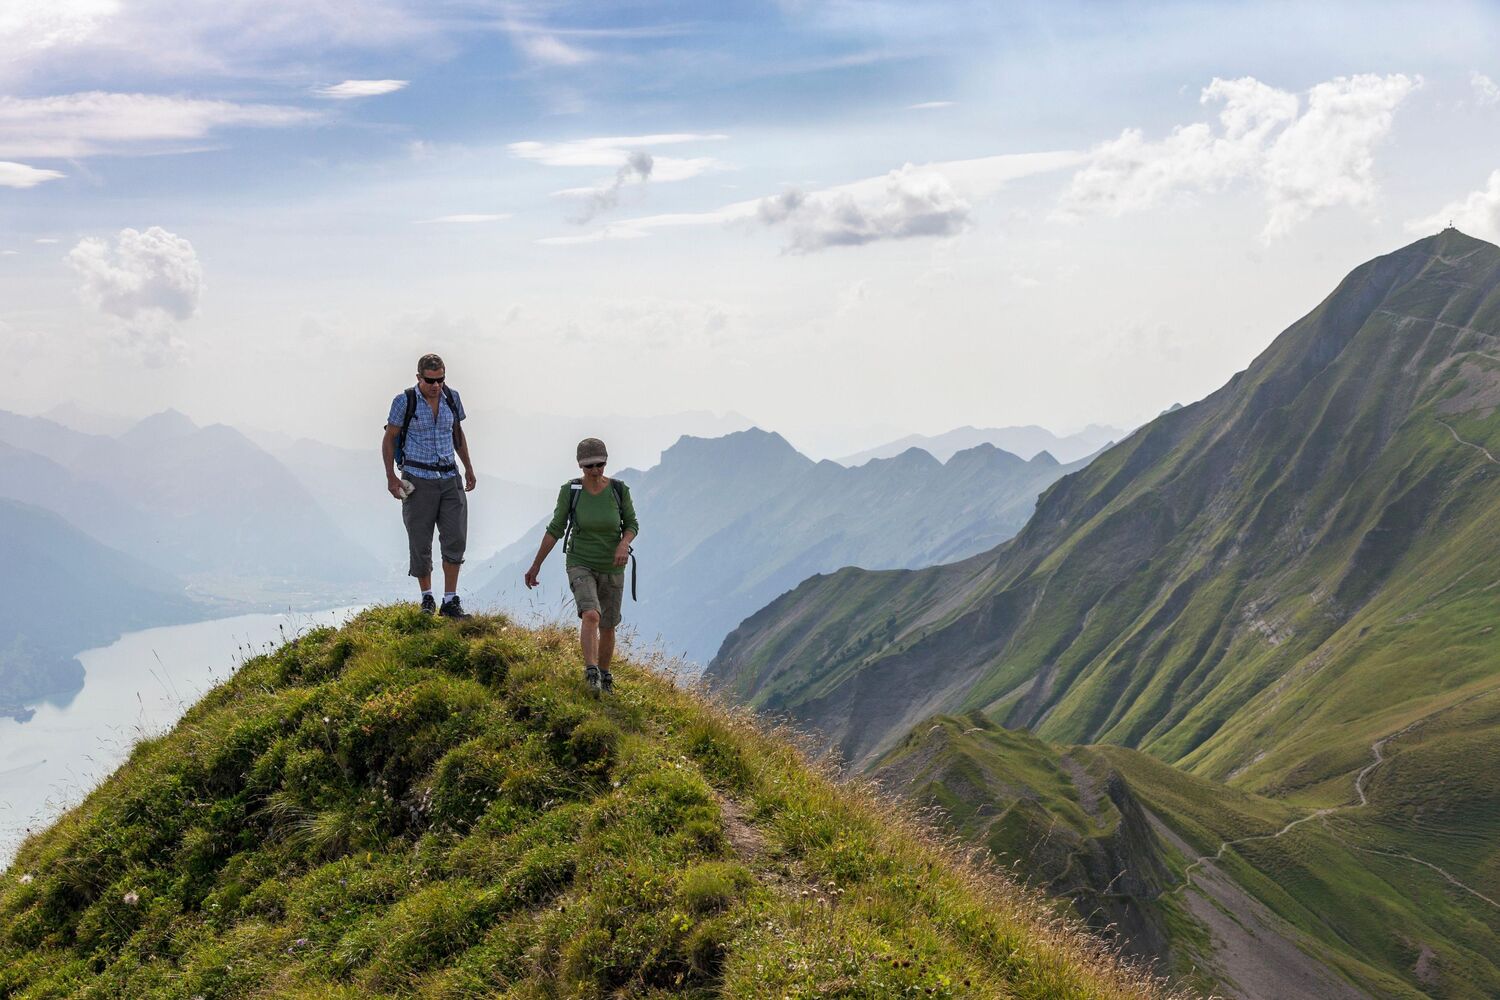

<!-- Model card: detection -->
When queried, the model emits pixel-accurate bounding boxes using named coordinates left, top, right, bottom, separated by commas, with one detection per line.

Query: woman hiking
left=524, top=437, right=638, bottom=693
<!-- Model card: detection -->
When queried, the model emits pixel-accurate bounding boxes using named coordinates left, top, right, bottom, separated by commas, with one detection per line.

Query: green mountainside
left=474, top=428, right=1088, bottom=665
left=708, top=230, right=1500, bottom=996
left=0, top=608, right=1178, bottom=1000
left=0, top=498, right=204, bottom=719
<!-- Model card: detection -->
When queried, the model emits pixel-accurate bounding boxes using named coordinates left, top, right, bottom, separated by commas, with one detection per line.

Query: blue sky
left=3, top=0, right=1500, bottom=455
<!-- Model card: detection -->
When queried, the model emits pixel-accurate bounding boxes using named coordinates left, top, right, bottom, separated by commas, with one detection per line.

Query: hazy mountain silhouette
left=839, top=423, right=1125, bottom=466
left=473, top=427, right=1092, bottom=665
left=0, top=498, right=203, bottom=718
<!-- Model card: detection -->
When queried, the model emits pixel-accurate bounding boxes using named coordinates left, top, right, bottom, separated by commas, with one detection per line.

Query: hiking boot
left=438, top=596, right=471, bottom=620
left=585, top=665, right=602, bottom=694
left=420, top=594, right=437, bottom=614
left=599, top=669, right=614, bottom=694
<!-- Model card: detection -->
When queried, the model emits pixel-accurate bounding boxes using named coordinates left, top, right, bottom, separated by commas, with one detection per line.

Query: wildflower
left=123, top=890, right=140, bottom=906
left=18, top=873, right=33, bottom=885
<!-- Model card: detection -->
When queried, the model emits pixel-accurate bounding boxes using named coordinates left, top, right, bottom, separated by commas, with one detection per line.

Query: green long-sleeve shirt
left=545, top=479, right=639, bottom=574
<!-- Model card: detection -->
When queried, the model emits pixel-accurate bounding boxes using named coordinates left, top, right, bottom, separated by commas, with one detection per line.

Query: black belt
left=403, top=458, right=457, bottom=473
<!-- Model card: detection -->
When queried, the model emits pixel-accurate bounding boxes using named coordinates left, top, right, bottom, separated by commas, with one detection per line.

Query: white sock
left=443, top=592, right=457, bottom=602
left=422, top=590, right=433, bottom=598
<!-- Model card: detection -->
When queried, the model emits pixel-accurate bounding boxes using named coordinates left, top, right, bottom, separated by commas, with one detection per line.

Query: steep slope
left=711, top=229, right=1500, bottom=777
left=708, top=229, right=1500, bottom=996
left=474, top=428, right=1088, bottom=664
left=0, top=499, right=203, bottom=717
left=0, top=608, right=1180, bottom=1000
left=876, top=714, right=1500, bottom=999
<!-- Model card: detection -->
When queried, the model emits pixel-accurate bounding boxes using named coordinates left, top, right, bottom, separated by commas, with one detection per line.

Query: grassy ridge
left=0, top=607, right=1180, bottom=999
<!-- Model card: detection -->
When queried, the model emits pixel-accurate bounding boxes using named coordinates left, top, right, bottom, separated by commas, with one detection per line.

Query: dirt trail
left=1436, top=418, right=1499, bottom=464
left=1175, top=691, right=1500, bottom=911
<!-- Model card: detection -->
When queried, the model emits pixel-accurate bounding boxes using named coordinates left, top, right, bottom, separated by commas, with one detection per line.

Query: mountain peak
left=121, top=409, right=199, bottom=443
left=659, top=427, right=812, bottom=470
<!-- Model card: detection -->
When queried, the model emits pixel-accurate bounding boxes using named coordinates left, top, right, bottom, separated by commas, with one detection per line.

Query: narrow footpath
left=1174, top=691, right=1500, bottom=911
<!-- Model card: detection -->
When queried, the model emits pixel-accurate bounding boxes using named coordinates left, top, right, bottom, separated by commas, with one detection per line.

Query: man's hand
left=613, top=543, right=631, bottom=568
left=464, top=468, right=477, bottom=492
left=388, top=475, right=407, bottom=501
left=524, top=565, right=541, bottom=589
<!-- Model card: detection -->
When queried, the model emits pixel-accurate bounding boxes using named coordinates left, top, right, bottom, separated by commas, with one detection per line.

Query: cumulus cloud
left=67, top=226, right=204, bottom=331
left=0, top=160, right=64, bottom=188
left=760, top=166, right=971, bottom=252
left=1473, top=71, right=1500, bottom=107
left=1058, top=74, right=1418, bottom=241
left=0, top=92, right=315, bottom=158
left=316, top=79, right=408, bottom=99
left=1407, top=170, right=1500, bottom=241
left=542, top=150, right=1080, bottom=251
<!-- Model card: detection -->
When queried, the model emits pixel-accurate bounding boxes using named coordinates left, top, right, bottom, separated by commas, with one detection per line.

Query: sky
left=2, top=0, right=1500, bottom=457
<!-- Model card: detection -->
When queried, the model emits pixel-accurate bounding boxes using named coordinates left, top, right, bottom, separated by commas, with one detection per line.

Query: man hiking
left=524, top=438, right=638, bottom=693
left=382, top=353, right=476, bottom=618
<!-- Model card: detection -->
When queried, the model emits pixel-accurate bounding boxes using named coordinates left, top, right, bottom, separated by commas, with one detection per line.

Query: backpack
left=563, top=478, right=637, bottom=601
left=396, top=386, right=461, bottom=472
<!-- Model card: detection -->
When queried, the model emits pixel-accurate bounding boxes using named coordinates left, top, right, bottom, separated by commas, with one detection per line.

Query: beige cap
left=576, top=437, right=608, bottom=464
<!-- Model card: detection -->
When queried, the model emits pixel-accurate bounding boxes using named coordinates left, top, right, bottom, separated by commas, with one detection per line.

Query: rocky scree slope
left=0, top=607, right=1182, bottom=1000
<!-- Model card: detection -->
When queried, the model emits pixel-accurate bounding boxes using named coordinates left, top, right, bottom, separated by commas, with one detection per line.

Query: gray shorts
left=402, top=474, right=467, bottom=577
left=567, top=566, right=624, bottom=630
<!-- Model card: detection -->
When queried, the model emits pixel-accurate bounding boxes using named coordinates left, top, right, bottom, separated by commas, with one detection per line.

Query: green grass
left=0, top=607, right=1181, bottom=999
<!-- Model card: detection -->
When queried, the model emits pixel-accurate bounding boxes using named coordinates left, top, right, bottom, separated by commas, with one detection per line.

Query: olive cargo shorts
left=402, top=474, right=467, bottom=577
left=567, top=566, right=625, bottom=629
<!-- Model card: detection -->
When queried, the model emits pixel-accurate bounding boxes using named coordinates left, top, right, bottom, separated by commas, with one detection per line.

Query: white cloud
left=67, top=226, right=204, bottom=323
left=316, top=79, right=408, bottom=99
left=1472, top=71, right=1500, bottom=107
left=416, top=213, right=512, bottom=224
left=907, top=101, right=954, bottom=110
left=500, top=12, right=596, bottom=67
left=508, top=133, right=729, bottom=168
left=761, top=165, right=972, bottom=252
left=1407, top=170, right=1500, bottom=241
left=1, top=0, right=437, bottom=86
left=1058, top=74, right=1418, bottom=241
left=542, top=150, right=1082, bottom=251
left=0, top=161, right=64, bottom=188
left=1, top=250, right=19, bottom=256
left=34, top=237, right=59, bottom=244
left=0, top=92, right=316, bottom=158
left=0, top=0, right=117, bottom=53
left=1261, top=74, right=1417, bottom=238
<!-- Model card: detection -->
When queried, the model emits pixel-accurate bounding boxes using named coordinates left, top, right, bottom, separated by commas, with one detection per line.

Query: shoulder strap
left=563, top=479, right=583, bottom=553
left=396, top=388, right=418, bottom=467
left=610, top=479, right=637, bottom=602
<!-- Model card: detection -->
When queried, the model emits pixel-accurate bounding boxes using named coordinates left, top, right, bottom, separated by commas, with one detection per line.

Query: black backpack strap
left=442, top=386, right=461, bottom=443
left=396, top=387, right=418, bottom=469
left=563, top=478, right=583, bottom=554
left=610, top=480, right=637, bottom=602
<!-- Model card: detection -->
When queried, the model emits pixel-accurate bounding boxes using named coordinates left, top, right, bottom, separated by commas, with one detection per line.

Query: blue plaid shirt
left=387, top=386, right=466, bottom=479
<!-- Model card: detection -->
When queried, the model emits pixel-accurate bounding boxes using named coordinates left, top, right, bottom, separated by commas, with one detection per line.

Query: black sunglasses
left=581, top=461, right=605, bottom=469
left=419, top=374, right=445, bottom=385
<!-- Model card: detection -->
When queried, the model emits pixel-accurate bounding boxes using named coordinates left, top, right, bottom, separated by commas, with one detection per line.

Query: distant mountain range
left=839, top=423, right=1126, bottom=466
left=0, top=498, right=203, bottom=719
left=0, top=409, right=380, bottom=599
left=471, top=427, right=1093, bottom=665
left=710, top=230, right=1500, bottom=996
